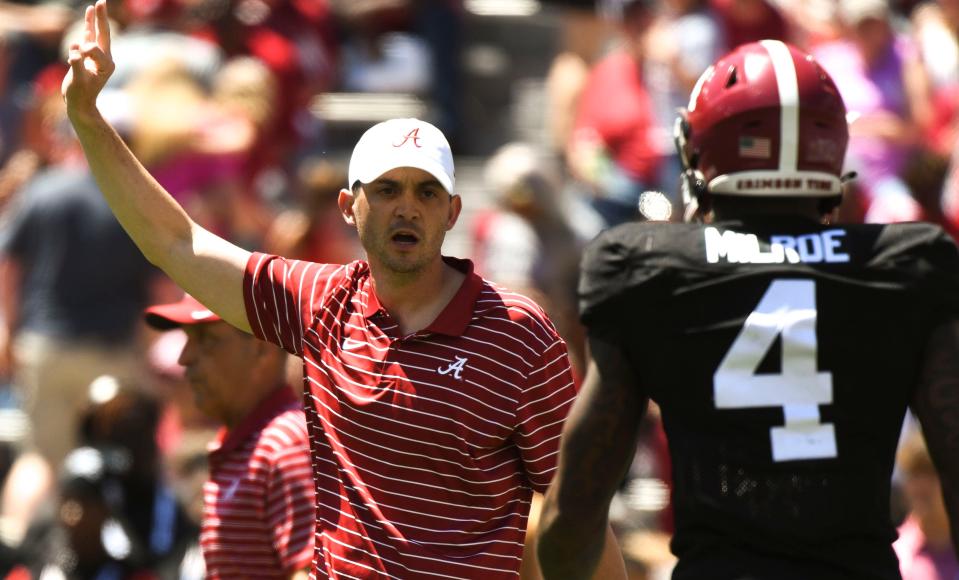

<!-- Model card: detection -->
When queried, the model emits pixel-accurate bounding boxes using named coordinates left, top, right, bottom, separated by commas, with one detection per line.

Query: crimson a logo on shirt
left=437, top=356, right=468, bottom=380
left=393, top=128, right=422, bottom=148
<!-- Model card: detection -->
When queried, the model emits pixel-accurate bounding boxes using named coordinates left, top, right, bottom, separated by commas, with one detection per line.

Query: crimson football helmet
left=674, top=40, right=850, bottom=219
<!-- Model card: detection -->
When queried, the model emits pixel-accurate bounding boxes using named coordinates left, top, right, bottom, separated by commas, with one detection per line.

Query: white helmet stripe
left=760, top=40, right=799, bottom=173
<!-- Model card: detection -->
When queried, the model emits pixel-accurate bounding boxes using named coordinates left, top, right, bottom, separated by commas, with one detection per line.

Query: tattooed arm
left=537, top=333, right=647, bottom=579
left=911, top=319, right=959, bottom=557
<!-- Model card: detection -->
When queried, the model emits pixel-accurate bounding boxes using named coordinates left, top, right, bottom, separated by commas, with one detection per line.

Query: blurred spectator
left=0, top=0, right=78, bottom=104
left=893, top=429, right=959, bottom=579
left=210, top=55, right=279, bottom=189
left=262, top=157, right=361, bottom=264
left=0, top=34, right=22, bottom=173
left=709, top=0, right=788, bottom=49
left=912, top=0, right=959, bottom=158
left=473, top=142, right=599, bottom=375
left=162, top=430, right=212, bottom=580
left=103, top=0, right=223, bottom=90
left=0, top=452, right=52, bottom=563
left=336, top=0, right=432, bottom=94
left=123, top=57, right=278, bottom=245
left=567, top=0, right=663, bottom=226
left=783, top=0, right=845, bottom=48
left=76, top=379, right=197, bottom=574
left=189, top=0, right=339, bottom=181
left=545, top=51, right=591, bottom=163
left=643, top=0, right=723, bottom=203
left=331, top=0, right=464, bottom=142
left=939, top=132, right=959, bottom=234
left=813, top=0, right=934, bottom=223
left=0, top=1, right=76, bottom=48
left=546, top=0, right=613, bottom=63
left=8, top=447, right=157, bottom=579
left=0, top=108, right=157, bottom=475
left=1, top=15, right=105, bottom=214
left=144, top=294, right=315, bottom=578
left=0, top=63, right=68, bottom=213
left=5, top=379, right=198, bottom=578
left=0, top=9, right=106, bottom=209
left=912, top=0, right=959, bottom=92
left=544, top=0, right=618, bottom=158
left=413, top=0, right=463, bottom=145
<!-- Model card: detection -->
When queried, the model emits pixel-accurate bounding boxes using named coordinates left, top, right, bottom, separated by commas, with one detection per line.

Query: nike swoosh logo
left=342, top=338, right=366, bottom=350
left=222, top=478, right=241, bottom=500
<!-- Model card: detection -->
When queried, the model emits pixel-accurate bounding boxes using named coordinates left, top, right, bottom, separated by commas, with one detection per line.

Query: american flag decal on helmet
left=739, top=136, right=771, bottom=159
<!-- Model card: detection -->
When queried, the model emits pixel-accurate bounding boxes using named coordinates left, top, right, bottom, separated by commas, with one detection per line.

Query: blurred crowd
left=0, top=0, right=956, bottom=578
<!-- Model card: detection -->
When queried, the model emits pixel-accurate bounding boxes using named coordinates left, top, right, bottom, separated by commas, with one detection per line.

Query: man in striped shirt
left=63, top=2, right=624, bottom=578
left=145, top=294, right=315, bottom=578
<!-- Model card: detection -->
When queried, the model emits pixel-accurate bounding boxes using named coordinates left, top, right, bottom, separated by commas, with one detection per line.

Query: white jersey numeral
left=713, top=279, right=837, bottom=462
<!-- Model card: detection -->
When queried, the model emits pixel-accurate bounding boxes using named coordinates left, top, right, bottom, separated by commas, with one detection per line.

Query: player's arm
left=61, top=1, right=250, bottom=332
left=537, top=333, right=647, bottom=579
left=911, top=318, right=959, bottom=556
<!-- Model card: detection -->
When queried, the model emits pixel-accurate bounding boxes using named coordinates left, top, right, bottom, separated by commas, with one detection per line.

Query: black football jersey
left=579, top=217, right=959, bottom=580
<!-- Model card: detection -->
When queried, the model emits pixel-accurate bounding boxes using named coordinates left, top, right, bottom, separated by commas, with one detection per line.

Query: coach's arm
left=62, top=0, right=251, bottom=332
left=911, top=319, right=959, bottom=557
left=537, top=334, right=646, bottom=579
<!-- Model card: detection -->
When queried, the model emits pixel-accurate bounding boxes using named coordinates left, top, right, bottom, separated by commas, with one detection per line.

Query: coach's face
left=178, top=321, right=258, bottom=424
left=340, top=167, right=461, bottom=275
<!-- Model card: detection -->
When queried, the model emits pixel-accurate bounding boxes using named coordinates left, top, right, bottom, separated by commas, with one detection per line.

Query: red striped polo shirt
left=243, top=254, right=577, bottom=579
left=202, top=386, right=316, bottom=578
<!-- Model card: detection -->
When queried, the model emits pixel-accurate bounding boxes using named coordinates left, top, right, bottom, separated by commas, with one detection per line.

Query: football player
left=538, top=40, right=959, bottom=580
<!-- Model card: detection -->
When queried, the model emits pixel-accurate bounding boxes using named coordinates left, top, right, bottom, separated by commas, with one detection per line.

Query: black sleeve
left=881, top=224, right=959, bottom=313
left=917, top=228, right=959, bottom=313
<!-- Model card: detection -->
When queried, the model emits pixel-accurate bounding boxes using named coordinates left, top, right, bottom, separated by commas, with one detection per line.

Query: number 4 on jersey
left=714, top=279, right=837, bottom=462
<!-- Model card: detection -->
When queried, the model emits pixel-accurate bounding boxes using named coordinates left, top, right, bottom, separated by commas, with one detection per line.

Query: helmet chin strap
left=674, top=112, right=709, bottom=223
left=680, top=169, right=710, bottom=223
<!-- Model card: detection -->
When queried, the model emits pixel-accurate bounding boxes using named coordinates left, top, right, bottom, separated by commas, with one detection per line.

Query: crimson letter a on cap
left=393, top=128, right=422, bottom=148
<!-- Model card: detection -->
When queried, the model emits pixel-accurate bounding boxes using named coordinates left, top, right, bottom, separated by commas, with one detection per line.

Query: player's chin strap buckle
left=674, top=112, right=708, bottom=223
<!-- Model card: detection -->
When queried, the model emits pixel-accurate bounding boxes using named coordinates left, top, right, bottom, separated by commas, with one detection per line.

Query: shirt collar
left=360, top=264, right=384, bottom=319
left=209, top=385, right=298, bottom=457
left=425, top=257, right=483, bottom=337
left=360, top=257, right=483, bottom=337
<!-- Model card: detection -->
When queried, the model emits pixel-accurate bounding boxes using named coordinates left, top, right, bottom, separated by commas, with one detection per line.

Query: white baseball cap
left=348, top=118, right=455, bottom=194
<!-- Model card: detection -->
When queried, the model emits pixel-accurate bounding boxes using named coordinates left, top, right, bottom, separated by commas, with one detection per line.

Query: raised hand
left=61, top=0, right=114, bottom=123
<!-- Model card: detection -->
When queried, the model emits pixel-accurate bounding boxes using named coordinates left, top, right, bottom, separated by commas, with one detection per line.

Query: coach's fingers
left=78, top=41, right=113, bottom=75
left=84, top=5, right=95, bottom=44
left=67, top=44, right=83, bottom=71
left=95, top=0, right=111, bottom=55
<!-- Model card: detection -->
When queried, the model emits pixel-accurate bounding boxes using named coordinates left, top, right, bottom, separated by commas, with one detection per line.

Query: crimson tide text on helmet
left=674, top=40, right=850, bottom=216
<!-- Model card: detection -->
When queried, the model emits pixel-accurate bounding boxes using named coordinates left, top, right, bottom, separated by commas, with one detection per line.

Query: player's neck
left=370, top=258, right=466, bottom=335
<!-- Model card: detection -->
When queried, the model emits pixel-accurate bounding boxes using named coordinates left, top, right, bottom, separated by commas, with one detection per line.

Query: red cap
left=144, top=295, right=221, bottom=330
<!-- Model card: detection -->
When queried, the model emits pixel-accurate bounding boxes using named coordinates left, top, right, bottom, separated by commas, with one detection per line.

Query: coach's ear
left=445, top=193, right=462, bottom=231
left=338, top=186, right=357, bottom=226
